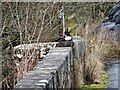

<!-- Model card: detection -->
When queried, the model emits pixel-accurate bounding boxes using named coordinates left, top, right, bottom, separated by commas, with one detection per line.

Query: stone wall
left=13, top=36, right=85, bottom=89
left=13, top=42, right=58, bottom=81
left=14, top=47, right=73, bottom=89
left=72, top=36, right=85, bottom=63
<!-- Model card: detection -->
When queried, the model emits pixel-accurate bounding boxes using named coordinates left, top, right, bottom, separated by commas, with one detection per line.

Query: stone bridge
left=13, top=36, right=85, bottom=89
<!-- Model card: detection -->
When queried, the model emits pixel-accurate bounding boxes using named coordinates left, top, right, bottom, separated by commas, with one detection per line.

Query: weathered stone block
left=14, top=47, right=73, bottom=89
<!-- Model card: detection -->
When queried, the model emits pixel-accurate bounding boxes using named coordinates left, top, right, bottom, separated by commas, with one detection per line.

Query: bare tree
left=1, top=2, right=62, bottom=89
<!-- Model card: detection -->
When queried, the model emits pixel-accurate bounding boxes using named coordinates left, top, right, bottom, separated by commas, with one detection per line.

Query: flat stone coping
left=14, top=42, right=59, bottom=50
left=14, top=47, right=72, bottom=89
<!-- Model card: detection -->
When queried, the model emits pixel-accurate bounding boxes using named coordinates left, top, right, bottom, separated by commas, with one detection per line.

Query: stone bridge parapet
left=13, top=36, right=85, bottom=89
left=14, top=47, right=73, bottom=89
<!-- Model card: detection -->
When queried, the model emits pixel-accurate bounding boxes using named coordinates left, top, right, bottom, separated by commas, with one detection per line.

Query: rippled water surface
left=107, top=61, right=120, bottom=89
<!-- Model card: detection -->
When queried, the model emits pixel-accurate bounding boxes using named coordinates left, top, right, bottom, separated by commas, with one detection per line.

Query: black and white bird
left=64, top=29, right=72, bottom=41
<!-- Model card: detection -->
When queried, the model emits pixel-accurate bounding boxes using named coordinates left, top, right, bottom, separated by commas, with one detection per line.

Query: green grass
left=101, top=73, right=109, bottom=84
left=81, top=72, right=109, bottom=90
left=81, top=84, right=107, bottom=90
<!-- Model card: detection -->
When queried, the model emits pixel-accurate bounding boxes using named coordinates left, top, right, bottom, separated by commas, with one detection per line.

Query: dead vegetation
left=80, top=20, right=119, bottom=84
left=1, top=2, right=62, bottom=89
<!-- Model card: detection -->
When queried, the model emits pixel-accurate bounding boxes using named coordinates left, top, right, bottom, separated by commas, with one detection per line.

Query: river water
left=107, top=60, right=120, bottom=89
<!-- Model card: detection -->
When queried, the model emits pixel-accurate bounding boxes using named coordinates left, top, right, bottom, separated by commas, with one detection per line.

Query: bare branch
left=36, top=3, right=52, bottom=43
left=16, top=2, right=23, bottom=45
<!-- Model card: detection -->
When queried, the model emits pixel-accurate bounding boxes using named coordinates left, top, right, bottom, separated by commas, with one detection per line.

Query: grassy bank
left=73, top=57, right=109, bottom=89
left=81, top=72, right=109, bottom=89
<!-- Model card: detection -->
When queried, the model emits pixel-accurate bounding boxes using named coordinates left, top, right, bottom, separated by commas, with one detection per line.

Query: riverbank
left=81, top=72, right=109, bottom=89
left=81, top=58, right=120, bottom=89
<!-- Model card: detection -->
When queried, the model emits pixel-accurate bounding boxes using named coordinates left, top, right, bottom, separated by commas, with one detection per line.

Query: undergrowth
left=81, top=72, right=109, bottom=89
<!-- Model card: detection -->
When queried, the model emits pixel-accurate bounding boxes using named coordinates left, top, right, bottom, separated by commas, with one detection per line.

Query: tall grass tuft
left=81, top=22, right=118, bottom=84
